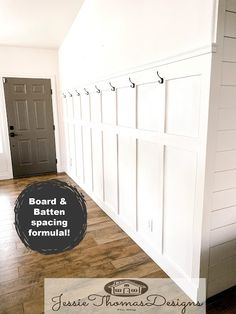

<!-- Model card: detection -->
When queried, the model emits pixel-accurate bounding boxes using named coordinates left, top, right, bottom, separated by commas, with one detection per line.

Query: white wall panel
left=62, top=96, right=68, bottom=120
left=208, top=254, right=236, bottom=297
left=163, top=147, right=197, bottom=277
left=211, top=206, right=236, bottom=229
left=103, top=131, right=118, bottom=212
left=223, top=37, right=236, bottom=62
left=220, top=86, right=236, bottom=108
left=210, top=224, right=236, bottom=247
left=165, top=76, right=201, bottom=137
left=137, top=82, right=165, bottom=132
left=67, top=96, right=74, bottom=121
left=214, top=169, right=236, bottom=191
left=81, top=95, right=91, bottom=121
left=226, top=0, right=236, bottom=12
left=102, top=90, right=116, bottom=125
left=215, top=150, right=236, bottom=171
left=208, top=256, right=236, bottom=282
left=68, top=125, right=76, bottom=174
left=118, top=135, right=136, bottom=230
left=117, top=87, right=136, bottom=128
left=74, top=124, right=84, bottom=182
left=222, top=62, right=236, bottom=85
left=91, top=93, right=102, bottom=122
left=218, top=108, right=236, bottom=130
left=216, top=130, right=236, bottom=151
left=209, top=239, right=236, bottom=267
left=82, top=126, right=93, bottom=190
left=212, top=188, right=236, bottom=210
left=208, top=6, right=236, bottom=297
left=225, top=11, right=236, bottom=38
left=63, top=110, right=70, bottom=171
left=73, top=95, right=82, bottom=121
left=137, top=140, right=163, bottom=248
left=66, top=96, right=76, bottom=175
left=92, top=129, right=103, bottom=200
left=208, top=274, right=236, bottom=298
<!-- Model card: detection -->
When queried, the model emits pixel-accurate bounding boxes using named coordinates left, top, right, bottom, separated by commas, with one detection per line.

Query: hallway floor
left=0, top=173, right=235, bottom=313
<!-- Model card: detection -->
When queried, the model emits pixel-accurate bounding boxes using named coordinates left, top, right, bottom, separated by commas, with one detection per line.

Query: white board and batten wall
left=59, top=0, right=236, bottom=302
left=62, top=53, right=212, bottom=301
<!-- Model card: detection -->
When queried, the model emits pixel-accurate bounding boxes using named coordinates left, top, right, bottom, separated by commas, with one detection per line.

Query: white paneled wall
left=165, top=76, right=201, bottom=137
left=117, top=87, right=136, bottom=128
left=58, top=0, right=236, bottom=303
left=137, top=140, right=163, bottom=244
left=92, top=129, right=103, bottom=199
left=62, top=53, right=211, bottom=301
left=207, top=0, right=236, bottom=297
left=118, top=135, right=136, bottom=229
left=137, top=82, right=165, bottom=132
left=163, top=147, right=197, bottom=278
left=103, top=132, right=118, bottom=213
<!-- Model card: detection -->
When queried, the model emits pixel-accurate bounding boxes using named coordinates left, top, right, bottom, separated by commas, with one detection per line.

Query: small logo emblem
left=104, top=279, right=148, bottom=297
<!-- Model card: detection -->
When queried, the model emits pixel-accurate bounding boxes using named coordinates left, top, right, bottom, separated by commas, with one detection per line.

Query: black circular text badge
left=14, top=180, right=87, bottom=254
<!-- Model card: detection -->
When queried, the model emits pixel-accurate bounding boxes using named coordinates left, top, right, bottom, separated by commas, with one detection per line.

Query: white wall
left=0, top=46, right=63, bottom=179
left=0, top=46, right=59, bottom=75
left=59, top=0, right=217, bottom=88
left=207, top=0, right=236, bottom=297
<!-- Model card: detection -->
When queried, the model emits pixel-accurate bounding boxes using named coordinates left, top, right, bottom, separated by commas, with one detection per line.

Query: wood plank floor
left=0, top=173, right=235, bottom=313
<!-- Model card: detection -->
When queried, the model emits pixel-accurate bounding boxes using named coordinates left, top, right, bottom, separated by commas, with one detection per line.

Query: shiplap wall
left=208, top=0, right=236, bottom=297
left=62, top=53, right=212, bottom=301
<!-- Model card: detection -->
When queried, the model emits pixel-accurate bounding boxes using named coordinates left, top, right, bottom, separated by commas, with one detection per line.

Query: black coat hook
left=129, top=77, right=135, bottom=88
left=157, top=71, right=164, bottom=84
left=109, top=82, right=115, bottom=91
left=62, top=93, right=66, bottom=98
left=68, top=91, right=72, bottom=97
left=95, top=85, right=101, bottom=93
left=84, top=88, right=89, bottom=95
left=75, top=89, right=80, bottom=96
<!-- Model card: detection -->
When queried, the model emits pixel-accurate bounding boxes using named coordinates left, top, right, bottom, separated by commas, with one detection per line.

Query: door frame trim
left=0, top=73, right=62, bottom=179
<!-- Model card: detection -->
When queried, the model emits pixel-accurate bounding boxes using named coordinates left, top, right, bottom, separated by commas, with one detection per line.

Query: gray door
left=3, top=77, right=57, bottom=178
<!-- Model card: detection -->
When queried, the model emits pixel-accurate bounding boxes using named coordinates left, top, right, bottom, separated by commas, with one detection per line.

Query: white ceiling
left=0, top=0, right=84, bottom=49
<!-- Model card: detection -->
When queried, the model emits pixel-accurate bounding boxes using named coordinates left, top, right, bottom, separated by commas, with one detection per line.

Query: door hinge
left=51, top=89, right=53, bottom=95
left=56, top=158, right=57, bottom=164
left=53, top=125, right=55, bottom=131
left=2, top=78, right=7, bottom=83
